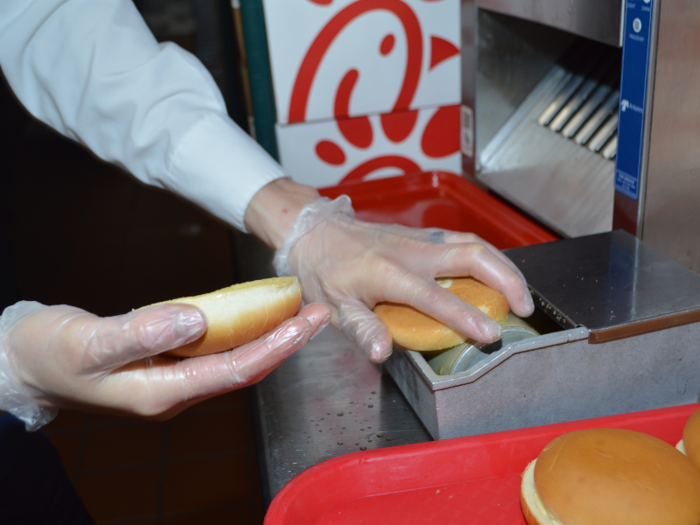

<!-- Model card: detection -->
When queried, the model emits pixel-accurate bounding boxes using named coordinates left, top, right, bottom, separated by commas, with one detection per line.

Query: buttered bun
left=521, top=428, right=700, bottom=525
left=143, top=277, right=302, bottom=358
left=373, top=277, right=509, bottom=351
left=678, top=408, right=700, bottom=471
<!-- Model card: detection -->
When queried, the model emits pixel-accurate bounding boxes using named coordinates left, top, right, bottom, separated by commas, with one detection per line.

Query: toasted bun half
left=521, top=428, right=700, bottom=525
left=373, top=277, right=509, bottom=351
left=143, top=277, right=302, bottom=358
left=682, top=408, right=700, bottom=471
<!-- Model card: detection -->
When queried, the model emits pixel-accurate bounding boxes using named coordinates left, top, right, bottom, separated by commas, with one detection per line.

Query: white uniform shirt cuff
left=167, top=113, right=287, bottom=232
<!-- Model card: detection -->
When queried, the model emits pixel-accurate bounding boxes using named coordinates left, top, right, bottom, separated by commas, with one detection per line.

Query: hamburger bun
left=142, top=277, right=302, bottom=358
left=373, top=277, right=509, bottom=351
left=678, top=407, right=700, bottom=470
left=521, top=428, right=700, bottom=525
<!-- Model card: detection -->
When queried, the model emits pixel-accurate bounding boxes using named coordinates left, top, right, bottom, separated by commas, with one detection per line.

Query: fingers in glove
left=440, top=231, right=526, bottom=278
left=158, top=303, right=331, bottom=409
left=337, top=297, right=393, bottom=363
left=382, top=270, right=503, bottom=343
left=73, top=304, right=208, bottom=370
left=424, top=242, right=534, bottom=318
left=241, top=303, right=333, bottom=385
left=368, top=227, right=532, bottom=317
left=373, top=225, right=523, bottom=278
left=228, top=303, right=330, bottom=384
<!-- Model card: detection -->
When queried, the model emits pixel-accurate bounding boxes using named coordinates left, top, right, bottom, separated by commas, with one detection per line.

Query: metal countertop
left=252, top=326, right=431, bottom=507
left=233, top=232, right=431, bottom=506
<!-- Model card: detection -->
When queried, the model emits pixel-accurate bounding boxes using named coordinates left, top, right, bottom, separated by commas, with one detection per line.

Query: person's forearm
left=0, top=0, right=285, bottom=232
left=244, top=178, right=320, bottom=250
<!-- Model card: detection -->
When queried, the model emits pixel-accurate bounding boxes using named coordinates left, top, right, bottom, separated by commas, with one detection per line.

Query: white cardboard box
left=262, top=0, right=460, bottom=125
left=277, top=105, right=461, bottom=187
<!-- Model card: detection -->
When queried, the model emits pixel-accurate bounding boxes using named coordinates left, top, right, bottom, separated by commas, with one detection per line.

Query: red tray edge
left=319, top=171, right=558, bottom=247
left=265, top=403, right=700, bottom=524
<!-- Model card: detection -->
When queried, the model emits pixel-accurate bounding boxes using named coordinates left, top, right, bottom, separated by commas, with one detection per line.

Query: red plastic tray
left=319, top=171, right=557, bottom=250
left=265, top=404, right=699, bottom=525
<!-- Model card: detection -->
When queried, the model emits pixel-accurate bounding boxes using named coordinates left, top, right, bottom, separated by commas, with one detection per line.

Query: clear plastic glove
left=0, top=300, right=331, bottom=430
left=274, top=196, right=534, bottom=364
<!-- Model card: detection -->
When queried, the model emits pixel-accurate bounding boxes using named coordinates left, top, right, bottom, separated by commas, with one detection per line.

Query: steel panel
left=477, top=0, right=624, bottom=47
left=641, top=1, right=700, bottom=272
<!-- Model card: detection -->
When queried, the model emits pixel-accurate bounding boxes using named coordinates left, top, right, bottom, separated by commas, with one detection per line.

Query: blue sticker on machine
left=615, top=0, right=653, bottom=200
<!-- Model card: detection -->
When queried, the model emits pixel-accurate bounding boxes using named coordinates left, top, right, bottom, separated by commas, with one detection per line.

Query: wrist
left=272, top=194, right=355, bottom=278
left=244, top=178, right=320, bottom=249
left=0, top=301, right=58, bottom=430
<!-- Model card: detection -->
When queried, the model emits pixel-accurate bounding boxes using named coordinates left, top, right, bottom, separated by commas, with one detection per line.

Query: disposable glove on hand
left=274, top=196, right=534, bottom=364
left=0, top=300, right=330, bottom=430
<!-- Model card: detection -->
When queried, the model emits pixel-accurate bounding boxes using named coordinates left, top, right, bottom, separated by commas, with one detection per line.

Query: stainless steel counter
left=232, top=232, right=431, bottom=507
left=251, top=325, right=431, bottom=507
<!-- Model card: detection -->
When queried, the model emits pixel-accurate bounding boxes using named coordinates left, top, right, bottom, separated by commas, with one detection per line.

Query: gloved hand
left=274, top=196, right=534, bottom=364
left=0, top=300, right=330, bottom=430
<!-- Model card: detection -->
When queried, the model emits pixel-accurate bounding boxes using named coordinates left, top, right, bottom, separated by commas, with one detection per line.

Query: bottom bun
left=142, top=277, right=302, bottom=358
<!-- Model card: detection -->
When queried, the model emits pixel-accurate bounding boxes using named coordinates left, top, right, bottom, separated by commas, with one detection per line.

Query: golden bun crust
left=532, top=428, right=700, bottom=525
left=143, top=277, right=302, bottom=358
left=373, top=277, right=510, bottom=352
left=683, top=408, right=700, bottom=471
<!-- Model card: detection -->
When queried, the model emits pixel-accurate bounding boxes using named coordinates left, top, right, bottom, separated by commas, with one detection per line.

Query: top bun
left=532, top=428, right=700, bottom=525
left=143, top=277, right=302, bottom=358
left=683, top=408, right=700, bottom=471
left=373, top=277, right=509, bottom=351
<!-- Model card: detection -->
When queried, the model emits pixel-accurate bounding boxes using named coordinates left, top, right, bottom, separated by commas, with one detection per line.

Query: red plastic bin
left=319, top=171, right=557, bottom=249
left=265, top=404, right=699, bottom=525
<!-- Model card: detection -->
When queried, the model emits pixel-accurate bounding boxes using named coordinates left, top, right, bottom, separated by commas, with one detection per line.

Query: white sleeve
left=0, top=0, right=286, bottom=232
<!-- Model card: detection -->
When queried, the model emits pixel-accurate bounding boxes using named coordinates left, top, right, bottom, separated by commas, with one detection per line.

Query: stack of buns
left=521, top=418, right=700, bottom=525
left=374, top=277, right=509, bottom=352
left=141, top=277, right=303, bottom=358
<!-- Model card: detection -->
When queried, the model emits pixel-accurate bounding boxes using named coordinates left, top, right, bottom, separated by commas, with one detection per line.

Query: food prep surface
left=249, top=171, right=557, bottom=506
left=252, top=326, right=431, bottom=506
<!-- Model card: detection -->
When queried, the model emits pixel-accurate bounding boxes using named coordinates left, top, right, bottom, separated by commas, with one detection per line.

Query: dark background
left=0, top=2, right=266, bottom=522
left=0, top=0, right=251, bottom=315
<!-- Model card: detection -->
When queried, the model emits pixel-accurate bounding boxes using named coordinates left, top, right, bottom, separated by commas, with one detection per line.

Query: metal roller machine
left=381, top=0, right=700, bottom=440
left=384, top=230, right=700, bottom=440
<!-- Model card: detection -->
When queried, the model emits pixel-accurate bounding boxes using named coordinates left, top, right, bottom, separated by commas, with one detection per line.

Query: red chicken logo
left=287, top=0, right=460, bottom=184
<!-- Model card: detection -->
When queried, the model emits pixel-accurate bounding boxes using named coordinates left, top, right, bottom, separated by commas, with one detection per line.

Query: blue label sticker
left=615, top=0, right=653, bottom=200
